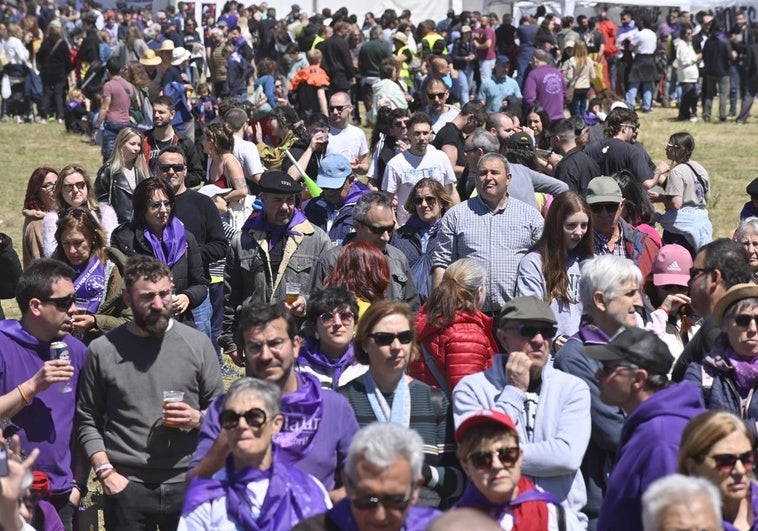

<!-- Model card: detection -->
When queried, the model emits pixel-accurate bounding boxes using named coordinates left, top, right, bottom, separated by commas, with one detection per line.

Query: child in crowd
left=191, top=82, right=217, bottom=124
left=63, top=88, right=91, bottom=136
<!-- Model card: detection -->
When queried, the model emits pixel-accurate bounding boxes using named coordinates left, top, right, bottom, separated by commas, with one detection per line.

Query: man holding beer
left=76, top=255, right=223, bottom=530
left=219, top=170, right=333, bottom=365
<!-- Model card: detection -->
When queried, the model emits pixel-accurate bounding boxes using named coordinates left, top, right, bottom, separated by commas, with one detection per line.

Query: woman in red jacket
left=410, top=258, right=499, bottom=394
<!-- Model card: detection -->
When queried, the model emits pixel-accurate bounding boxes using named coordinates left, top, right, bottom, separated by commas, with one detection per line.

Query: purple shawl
left=242, top=209, right=306, bottom=252
left=275, top=372, right=324, bottom=460
left=182, top=450, right=328, bottom=530
left=297, top=337, right=356, bottom=389
left=455, top=479, right=560, bottom=522
left=72, top=254, right=106, bottom=314
left=143, top=216, right=187, bottom=268
left=326, top=498, right=441, bottom=531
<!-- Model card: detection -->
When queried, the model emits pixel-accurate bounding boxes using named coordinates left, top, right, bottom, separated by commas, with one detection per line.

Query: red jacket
left=410, top=307, right=499, bottom=391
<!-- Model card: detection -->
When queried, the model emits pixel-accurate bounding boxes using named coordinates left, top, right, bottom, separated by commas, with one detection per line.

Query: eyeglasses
left=704, top=450, right=756, bottom=472
left=689, top=267, right=714, bottom=280
left=63, top=181, right=87, bottom=193
left=412, top=195, right=437, bottom=207
left=590, top=203, right=620, bottom=214
left=219, top=407, right=268, bottom=429
left=319, top=310, right=355, bottom=326
left=39, top=293, right=76, bottom=310
left=392, top=120, right=408, bottom=128
left=350, top=493, right=412, bottom=511
left=502, top=324, right=557, bottom=339
left=41, top=182, right=56, bottom=190
left=328, top=104, right=349, bottom=113
left=426, top=92, right=446, bottom=100
left=466, top=447, right=520, bottom=471
left=358, top=221, right=395, bottom=235
left=148, top=200, right=172, bottom=211
left=666, top=143, right=679, bottom=149
left=621, top=123, right=639, bottom=132
left=733, top=314, right=758, bottom=327
left=159, top=163, right=186, bottom=173
left=369, top=330, right=413, bottom=346
left=597, top=362, right=637, bottom=378
left=245, top=337, right=290, bottom=357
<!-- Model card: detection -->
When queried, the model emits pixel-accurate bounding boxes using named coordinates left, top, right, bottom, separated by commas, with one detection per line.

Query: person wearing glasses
left=453, top=409, right=569, bottom=530
left=674, top=22, right=701, bottom=123
left=677, top=411, right=757, bottom=531
left=294, top=422, right=441, bottom=531
left=422, top=76, right=460, bottom=134
left=585, top=326, right=705, bottom=531
left=311, top=192, right=420, bottom=311
left=297, top=287, right=367, bottom=390
left=454, top=296, right=590, bottom=529
left=339, top=301, right=461, bottom=508
left=110, top=177, right=208, bottom=325
left=325, top=91, right=369, bottom=175
left=21, top=167, right=58, bottom=267
left=0, top=259, right=87, bottom=530
left=179, top=378, right=331, bottom=529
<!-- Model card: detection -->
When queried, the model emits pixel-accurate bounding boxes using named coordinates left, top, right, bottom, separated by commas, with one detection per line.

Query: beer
left=51, top=341, right=73, bottom=393
left=285, top=282, right=301, bottom=305
left=162, top=390, right=184, bottom=428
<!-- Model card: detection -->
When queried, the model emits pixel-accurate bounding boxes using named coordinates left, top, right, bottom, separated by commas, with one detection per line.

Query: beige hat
left=392, top=32, right=407, bottom=44
left=171, top=46, right=191, bottom=66
left=461, top=25, right=472, bottom=33
left=157, top=40, right=175, bottom=53
left=139, top=49, right=162, bottom=66
left=713, top=283, right=758, bottom=327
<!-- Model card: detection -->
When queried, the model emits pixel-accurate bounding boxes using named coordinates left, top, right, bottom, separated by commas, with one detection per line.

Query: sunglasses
left=412, top=195, right=437, bottom=207
left=63, top=181, right=87, bottom=193
left=351, top=493, right=411, bottom=512
left=466, top=447, right=520, bottom=471
left=502, top=324, right=557, bottom=339
left=426, top=92, right=446, bottom=100
left=733, top=314, right=758, bottom=327
left=369, top=330, right=413, bottom=346
left=392, top=120, right=408, bottom=128
left=39, top=293, right=76, bottom=310
left=705, top=450, right=756, bottom=471
left=621, top=123, right=639, bottom=132
left=319, top=310, right=355, bottom=326
left=149, top=200, right=172, bottom=211
left=590, top=203, right=619, bottom=214
left=597, top=362, right=637, bottom=378
left=689, top=267, right=714, bottom=279
left=219, top=407, right=268, bottom=429
left=159, top=164, right=186, bottom=173
left=359, top=221, right=395, bottom=235
left=329, top=104, right=349, bottom=113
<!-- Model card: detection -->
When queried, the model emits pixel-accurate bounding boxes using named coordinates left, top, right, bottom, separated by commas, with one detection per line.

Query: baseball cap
left=198, top=184, right=232, bottom=198
left=499, top=296, right=557, bottom=327
left=586, top=176, right=622, bottom=205
left=455, top=409, right=517, bottom=444
left=496, top=55, right=510, bottom=64
left=292, top=3, right=301, bottom=9
left=507, top=132, right=534, bottom=150
left=747, top=177, right=758, bottom=196
left=317, top=154, right=353, bottom=189
left=259, top=170, right=303, bottom=194
left=584, top=327, right=674, bottom=377
left=712, top=283, right=758, bottom=327
left=652, top=244, right=693, bottom=287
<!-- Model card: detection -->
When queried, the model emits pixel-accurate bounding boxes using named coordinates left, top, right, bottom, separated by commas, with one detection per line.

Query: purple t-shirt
left=190, top=373, right=359, bottom=490
left=523, top=64, right=567, bottom=121
left=474, top=26, right=496, bottom=61
left=0, top=321, right=86, bottom=494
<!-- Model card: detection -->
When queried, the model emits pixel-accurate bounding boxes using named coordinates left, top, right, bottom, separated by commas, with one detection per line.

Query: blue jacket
left=596, top=381, right=705, bottom=531
left=303, top=180, right=370, bottom=244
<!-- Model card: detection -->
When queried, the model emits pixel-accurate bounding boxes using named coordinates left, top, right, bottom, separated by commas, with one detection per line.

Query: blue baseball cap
left=317, top=154, right=353, bottom=189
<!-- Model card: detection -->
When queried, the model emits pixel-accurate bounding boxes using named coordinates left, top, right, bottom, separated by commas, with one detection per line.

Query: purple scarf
left=297, top=337, right=356, bottom=389
left=275, top=372, right=324, bottom=461
left=182, top=450, right=326, bottom=530
left=455, top=479, right=560, bottom=522
left=242, top=209, right=306, bottom=252
left=72, top=255, right=106, bottom=314
left=725, top=346, right=758, bottom=395
left=326, top=498, right=441, bottom=531
left=143, top=216, right=187, bottom=268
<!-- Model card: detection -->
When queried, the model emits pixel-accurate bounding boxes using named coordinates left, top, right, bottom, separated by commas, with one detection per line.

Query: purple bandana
left=725, top=346, right=758, bottom=395
left=297, top=338, right=356, bottom=389
left=455, top=479, right=560, bottom=522
left=275, top=372, right=324, bottom=461
left=242, top=209, right=306, bottom=252
left=72, top=255, right=106, bottom=314
left=143, top=216, right=187, bottom=268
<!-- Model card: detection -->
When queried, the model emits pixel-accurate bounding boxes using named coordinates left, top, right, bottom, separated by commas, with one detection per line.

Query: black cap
left=507, top=132, right=534, bottom=150
left=747, top=177, right=758, bottom=196
left=258, top=170, right=303, bottom=194
left=584, top=327, right=674, bottom=377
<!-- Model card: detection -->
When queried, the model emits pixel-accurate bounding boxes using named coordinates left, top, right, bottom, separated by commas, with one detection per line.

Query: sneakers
left=689, top=116, right=698, bottom=123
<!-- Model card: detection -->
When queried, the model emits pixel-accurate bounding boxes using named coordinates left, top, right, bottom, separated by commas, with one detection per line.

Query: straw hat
left=157, top=40, right=175, bottom=54
left=139, top=49, right=162, bottom=66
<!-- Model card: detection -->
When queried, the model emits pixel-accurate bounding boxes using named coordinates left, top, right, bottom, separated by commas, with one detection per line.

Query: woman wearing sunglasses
left=180, top=377, right=330, bottom=529
left=110, top=177, right=207, bottom=324
left=297, top=287, right=368, bottom=390
left=390, top=178, right=453, bottom=303
left=678, top=411, right=757, bottom=531
left=53, top=208, right=131, bottom=343
left=454, top=409, right=565, bottom=529
left=684, top=283, right=758, bottom=422
left=340, top=301, right=461, bottom=509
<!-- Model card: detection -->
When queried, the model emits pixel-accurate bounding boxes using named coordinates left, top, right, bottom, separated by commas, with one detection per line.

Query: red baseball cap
left=455, top=409, right=517, bottom=444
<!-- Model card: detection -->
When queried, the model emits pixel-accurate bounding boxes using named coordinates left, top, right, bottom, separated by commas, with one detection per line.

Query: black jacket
left=174, top=189, right=228, bottom=276
left=94, top=163, right=150, bottom=225
left=37, top=36, right=71, bottom=82
left=0, top=234, right=22, bottom=320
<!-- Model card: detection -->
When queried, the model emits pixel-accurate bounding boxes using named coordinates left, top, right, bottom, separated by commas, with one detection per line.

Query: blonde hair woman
left=562, top=41, right=595, bottom=117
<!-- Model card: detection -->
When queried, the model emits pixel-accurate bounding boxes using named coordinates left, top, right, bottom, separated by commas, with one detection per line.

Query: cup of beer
left=162, top=390, right=185, bottom=428
left=285, top=282, right=301, bottom=305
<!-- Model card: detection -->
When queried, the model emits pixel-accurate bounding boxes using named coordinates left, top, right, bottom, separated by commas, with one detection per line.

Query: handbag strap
left=684, top=162, right=709, bottom=197
left=420, top=342, right=451, bottom=399
left=49, top=39, right=63, bottom=58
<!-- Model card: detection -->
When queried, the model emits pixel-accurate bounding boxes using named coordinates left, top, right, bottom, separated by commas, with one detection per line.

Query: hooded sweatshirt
left=596, top=381, right=705, bottom=531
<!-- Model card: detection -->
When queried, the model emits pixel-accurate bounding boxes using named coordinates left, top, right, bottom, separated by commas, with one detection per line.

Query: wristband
left=95, top=463, right=114, bottom=476
left=17, top=385, right=31, bottom=405
left=97, top=469, right=115, bottom=482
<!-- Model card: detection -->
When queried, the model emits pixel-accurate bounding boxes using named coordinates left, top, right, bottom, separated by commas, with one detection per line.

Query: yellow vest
left=311, top=35, right=325, bottom=50
left=396, top=45, right=415, bottom=90
left=421, top=32, right=447, bottom=58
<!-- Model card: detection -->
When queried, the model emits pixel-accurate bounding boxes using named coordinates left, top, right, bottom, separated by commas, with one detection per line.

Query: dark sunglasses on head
left=39, top=293, right=76, bottom=310
left=351, top=493, right=411, bottom=511
left=369, top=330, right=413, bottom=346
left=319, top=310, right=355, bottom=325
left=159, top=164, right=186, bottom=173
left=63, top=181, right=87, bottom=193
left=426, top=92, right=446, bottom=100
left=706, top=450, right=755, bottom=471
left=590, top=203, right=619, bottom=214
left=503, top=324, right=556, bottom=339
left=466, top=447, right=520, bottom=471
left=219, top=407, right=268, bottom=430
left=412, top=195, right=437, bottom=206
left=733, top=314, right=758, bottom=327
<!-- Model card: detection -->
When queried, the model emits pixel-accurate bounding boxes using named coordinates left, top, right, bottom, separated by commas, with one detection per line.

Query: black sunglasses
left=219, top=407, right=268, bottom=430
left=319, top=310, right=355, bottom=325
left=62, top=181, right=87, bottom=193
left=159, top=164, right=186, bottom=173
left=590, top=203, right=619, bottom=214
left=39, top=293, right=76, bottom=310
left=351, top=493, right=411, bottom=511
left=705, top=450, right=756, bottom=471
left=426, top=92, right=446, bottom=100
left=412, top=195, right=437, bottom=206
left=329, top=104, right=349, bottom=112
left=392, top=120, right=408, bottom=128
left=466, top=447, right=520, bottom=471
left=503, top=324, right=557, bottom=339
left=733, top=314, right=758, bottom=327
left=369, top=331, right=413, bottom=346
left=359, top=221, right=395, bottom=235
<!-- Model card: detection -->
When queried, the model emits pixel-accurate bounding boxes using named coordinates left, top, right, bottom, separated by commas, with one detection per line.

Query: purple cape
left=242, top=209, right=306, bottom=252
left=455, top=481, right=560, bottom=521
left=297, top=338, right=356, bottom=389
left=274, top=371, right=324, bottom=460
left=143, top=216, right=187, bottom=268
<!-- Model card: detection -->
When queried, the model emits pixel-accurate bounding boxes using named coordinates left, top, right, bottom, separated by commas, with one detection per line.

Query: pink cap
left=652, top=244, right=693, bottom=287
left=455, top=409, right=517, bottom=444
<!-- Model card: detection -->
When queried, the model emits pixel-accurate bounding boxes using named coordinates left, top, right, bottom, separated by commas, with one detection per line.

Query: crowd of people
left=2, top=0, right=758, bottom=530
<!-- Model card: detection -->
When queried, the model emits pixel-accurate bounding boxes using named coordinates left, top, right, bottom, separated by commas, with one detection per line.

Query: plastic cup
left=162, top=390, right=184, bottom=428
left=285, top=282, right=301, bottom=305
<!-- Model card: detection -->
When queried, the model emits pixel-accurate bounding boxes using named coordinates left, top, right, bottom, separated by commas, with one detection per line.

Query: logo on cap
left=667, top=261, right=681, bottom=272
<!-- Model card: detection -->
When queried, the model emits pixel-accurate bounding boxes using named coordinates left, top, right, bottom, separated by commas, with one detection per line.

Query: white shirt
left=233, top=136, right=265, bottom=180
left=430, top=106, right=460, bottom=134
left=382, top=145, right=456, bottom=225
left=326, top=124, right=368, bottom=163
left=633, top=28, right=657, bottom=55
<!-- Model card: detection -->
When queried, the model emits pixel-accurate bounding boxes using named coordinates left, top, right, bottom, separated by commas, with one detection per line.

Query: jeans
left=606, top=56, right=618, bottom=93
left=570, top=88, right=589, bottom=117
left=101, top=122, right=131, bottom=162
left=103, top=480, right=186, bottom=531
left=209, top=281, right=224, bottom=358
left=190, top=293, right=212, bottom=343
left=41, top=78, right=66, bottom=119
left=736, top=86, right=757, bottom=123
left=464, top=64, right=476, bottom=96
left=703, top=75, right=730, bottom=120
left=50, top=492, right=76, bottom=531
left=729, top=64, right=742, bottom=116
left=479, top=58, right=495, bottom=82
left=516, top=54, right=531, bottom=89
left=457, top=73, right=470, bottom=104
left=625, top=81, right=654, bottom=111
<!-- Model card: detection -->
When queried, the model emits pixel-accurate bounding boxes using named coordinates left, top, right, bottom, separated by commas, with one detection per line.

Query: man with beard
left=76, top=256, right=223, bottom=530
